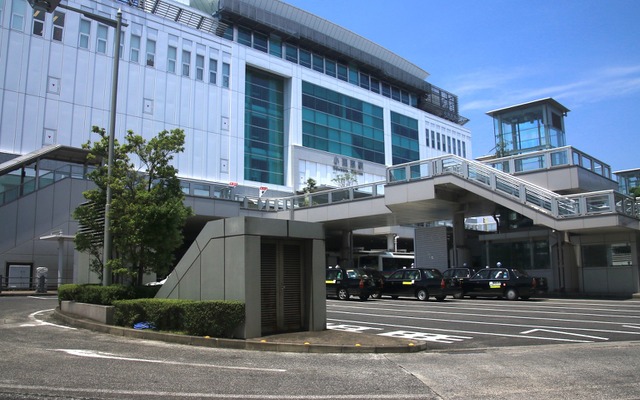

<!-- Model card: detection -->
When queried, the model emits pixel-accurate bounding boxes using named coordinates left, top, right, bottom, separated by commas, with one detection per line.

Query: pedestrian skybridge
left=247, top=155, right=640, bottom=233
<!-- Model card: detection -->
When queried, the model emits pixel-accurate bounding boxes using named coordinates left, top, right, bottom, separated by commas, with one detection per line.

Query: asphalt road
left=1, top=295, right=640, bottom=399
left=326, top=296, right=640, bottom=350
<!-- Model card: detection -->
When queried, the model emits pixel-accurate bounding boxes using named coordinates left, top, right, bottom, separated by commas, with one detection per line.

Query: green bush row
left=113, top=298, right=245, bottom=337
left=57, top=284, right=160, bottom=305
left=57, top=284, right=245, bottom=338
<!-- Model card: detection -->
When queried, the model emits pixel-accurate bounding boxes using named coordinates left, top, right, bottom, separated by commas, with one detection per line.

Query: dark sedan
left=461, top=268, right=538, bottom=300
left=326, top=267, right=376, bottom=300
left=442, top=267, right=477, bottom=299
left=380, top=267, right=461, bottom=301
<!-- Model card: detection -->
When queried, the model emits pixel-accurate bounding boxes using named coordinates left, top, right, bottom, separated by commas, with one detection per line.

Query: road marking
left=54, top=349, right=287, bottom=372
left=328, top=318, right=593, bottom=343
left=328, top=309, right=640, bottom=337
left=380, top=330, right=472, bottom=344
left=0, top=384, right=428, bottom=399
left=623, top=325, right=640, bottom=330
left=521, top=329, right=608, bottom=341
left=20, top=309, right=76, bottom=330
left=327, top=323, right=383, bottom=333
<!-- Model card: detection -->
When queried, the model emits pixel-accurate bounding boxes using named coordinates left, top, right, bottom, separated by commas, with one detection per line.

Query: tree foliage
left=73, top=127, right=192, bottom=286
left=332, top=171, right=358, bottom=187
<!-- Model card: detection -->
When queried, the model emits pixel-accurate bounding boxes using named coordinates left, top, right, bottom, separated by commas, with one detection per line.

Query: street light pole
left=102, top=9, right=123, bottom=286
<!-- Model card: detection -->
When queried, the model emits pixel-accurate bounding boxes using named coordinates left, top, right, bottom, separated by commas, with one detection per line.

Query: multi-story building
left=0, top=0, right=470, bottom=288
left=1, top=0, right=638, bottom=299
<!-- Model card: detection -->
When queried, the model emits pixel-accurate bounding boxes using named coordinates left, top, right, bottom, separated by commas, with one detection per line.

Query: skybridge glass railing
left=483, top=146, right=612, bottom=180
left=0, top=164, right=94, bottom=206
left=241, top=181, right=386, bottom=211
left=387, top=155, right=638, bottom=220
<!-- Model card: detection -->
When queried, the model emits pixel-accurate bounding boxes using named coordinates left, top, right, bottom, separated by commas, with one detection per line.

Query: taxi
left=325, top=266, right=375, bottom=300
left=461, top=267, right=538, bottom=300
left=381, top=267, right=460, bottom=301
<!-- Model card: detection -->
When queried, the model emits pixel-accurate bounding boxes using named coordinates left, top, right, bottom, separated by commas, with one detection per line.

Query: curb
left=52, top=308, right=427, bottom=354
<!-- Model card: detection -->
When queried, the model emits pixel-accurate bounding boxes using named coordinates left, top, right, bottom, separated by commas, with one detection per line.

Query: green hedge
left=113, top=299, right=245, bottom=337
left=57, top=284, right=147, bottom=305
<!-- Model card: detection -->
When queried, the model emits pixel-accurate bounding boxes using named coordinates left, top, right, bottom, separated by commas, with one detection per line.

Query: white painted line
left=623, top=325, right=640, bottom=330
left=330, top=303, right=640, bottom=329
left=327, top=318, right=592, bottom=343
left=54, top=349, right=287, bottom=372
left=0, top=384, right=428, bottom=399
left=328, top=308, right=640, bottom=336
left=326, top=323, right=383, bottom=333
left=521, top=328, right=608, bottom=341
left=380, top=330, right=472, bottom=344
left=24, top=309, right=76, bottom=330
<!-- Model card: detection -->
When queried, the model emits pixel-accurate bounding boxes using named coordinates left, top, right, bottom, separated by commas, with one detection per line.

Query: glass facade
left=301, top=81, right=385, bottom=164
left=244, top=68, right=285, bottom=185
left=390, top=111, right=419, bottom=165
left=492, top=103, right=567, bottom=157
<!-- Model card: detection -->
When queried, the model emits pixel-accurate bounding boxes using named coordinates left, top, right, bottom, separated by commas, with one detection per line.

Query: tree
left=332, top=171, right=358, bottom=187
left=73, top=127, right=192, bottom=286
left=302, top=178, right=317, bottom=193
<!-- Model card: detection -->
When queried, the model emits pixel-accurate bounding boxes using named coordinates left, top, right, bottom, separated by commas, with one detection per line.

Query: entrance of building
left=7, top=264, right=32, bottom=289
left=260, top=240, right=304, bottom=335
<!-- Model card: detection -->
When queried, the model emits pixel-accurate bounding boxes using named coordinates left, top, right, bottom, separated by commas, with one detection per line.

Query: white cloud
left=455, top=64, right=640, bottom=113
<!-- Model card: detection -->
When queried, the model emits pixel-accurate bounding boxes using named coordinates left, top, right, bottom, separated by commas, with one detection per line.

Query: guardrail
left=241, top=181, right=387, bottom=211
left=386, top=155, right=638, bottom=220
left=0, top=164, right=95, bottom=206
left=0, top=275, right=71, bottom=292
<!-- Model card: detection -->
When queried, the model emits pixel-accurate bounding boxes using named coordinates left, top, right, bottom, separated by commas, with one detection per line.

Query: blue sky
left=284, top=0, right=640, bottom=172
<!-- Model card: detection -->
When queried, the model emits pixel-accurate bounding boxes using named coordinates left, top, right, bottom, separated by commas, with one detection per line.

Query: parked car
left=442, top=267, right=477, bottom=299
left=362, top=267, right=386, bottom=299
left=380, top=267, right=461, bottom=301
left=325, top=267, right=376, bottom=300
left=461, top=267, right=540, bottom=300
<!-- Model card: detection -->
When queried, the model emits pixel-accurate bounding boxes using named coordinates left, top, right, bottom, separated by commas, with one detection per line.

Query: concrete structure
left=156, top=216, right=326, bottom=339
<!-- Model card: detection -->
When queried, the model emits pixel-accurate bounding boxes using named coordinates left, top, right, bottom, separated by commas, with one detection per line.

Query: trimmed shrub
left=57, top=284, right=148, bottom=305
left=112, top=299, right=245, bottom=338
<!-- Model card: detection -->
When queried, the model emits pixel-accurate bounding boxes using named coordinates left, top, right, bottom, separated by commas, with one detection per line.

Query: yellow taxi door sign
left=326, top=280, right=336, bottom=284
left=402, top=280, right=415, bottom=285
left=489, top=281, right=502, bottom=289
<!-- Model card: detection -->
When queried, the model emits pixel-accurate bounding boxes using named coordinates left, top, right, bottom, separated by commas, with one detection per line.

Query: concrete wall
left=156, top=216, right=326, bottom=339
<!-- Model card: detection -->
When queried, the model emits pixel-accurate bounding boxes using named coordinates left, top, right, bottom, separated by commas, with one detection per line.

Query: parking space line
left=328, top=305, right=640, bottom=333
left=327, top=318, right=593, bottom=343
left=328, top=309, right=640, bottom=337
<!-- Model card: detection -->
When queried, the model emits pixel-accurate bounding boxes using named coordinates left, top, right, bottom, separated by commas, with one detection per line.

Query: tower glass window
left=244, top=68, right=285, bottom=185
left=78, top=19, right=90, bottom=49
left=146, top=39, right=156, bottom=67
left=302, top=81, right=385, bottom=164
left=52, top=11, right=64, bottom=42
left=96, top=24, right=108, bottom=54
left=32, top=9, right=44, bottom=36
left=130, top=34, right=140, bottom=62
left=182, top=50, right=191, bottom=76
left=167, top=45, right=177, bottom=73
left=390, top=111, right=419, bottom=165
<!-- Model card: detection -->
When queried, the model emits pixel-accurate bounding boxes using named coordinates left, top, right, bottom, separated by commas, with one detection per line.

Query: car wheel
left=337, top=288, right=350, bottom=300
left=505, top=288, right=518, bottom=300
left=453, top=292, right=463, bottom=299
left=416, top=289, right=428, bottom=301
left=370, top=292, right=381, bottom=299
